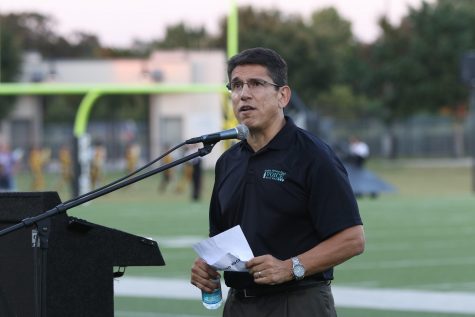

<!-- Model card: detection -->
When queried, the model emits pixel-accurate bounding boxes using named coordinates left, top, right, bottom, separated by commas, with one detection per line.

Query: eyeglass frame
left=226, top=78, right=283, bottom=93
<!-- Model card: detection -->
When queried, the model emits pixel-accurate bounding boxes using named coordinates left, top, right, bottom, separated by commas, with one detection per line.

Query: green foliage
left=151, top=22, right=215, bottom=50
left=91, top=94, right=149, bottom=121
left=317, top=84, right=380, bottom=120
left=42, top=94, right=149, bottom=123
left=0, top=23, right=22, bottom=81
left=308, top=7, right=355, bottom=83
left=224, top=6, right=361, bottom=118
left=42, top=95, right=82, bottom=123
left=364, top=0, right=475, bottom=121
left=0, top=95, right=16, bottom=120
left=209, top=6, right=381, bottom=121
left=1, top=12, right=152, bottom=122
left=4, top=1, right=475, bottom=124
left=1, top=12, right=121, bottom=59
left=0, top=16, right=22, bottom=118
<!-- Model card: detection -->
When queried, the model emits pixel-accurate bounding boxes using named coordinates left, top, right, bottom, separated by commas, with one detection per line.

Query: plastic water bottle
left=201, top=277, right=223, bottom=309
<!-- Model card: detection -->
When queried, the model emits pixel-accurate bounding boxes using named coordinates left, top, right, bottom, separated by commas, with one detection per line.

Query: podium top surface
left=0, top=191, right=165, bottom=266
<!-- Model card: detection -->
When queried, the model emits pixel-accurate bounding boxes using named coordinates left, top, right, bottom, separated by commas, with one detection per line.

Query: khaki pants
left=223, top=282, right=337, bottom=317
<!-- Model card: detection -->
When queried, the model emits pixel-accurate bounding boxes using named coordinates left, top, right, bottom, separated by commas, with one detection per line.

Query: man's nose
left=239, top=83, right=252, bottom=97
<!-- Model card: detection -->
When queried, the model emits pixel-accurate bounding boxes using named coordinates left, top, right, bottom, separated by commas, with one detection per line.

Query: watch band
left=291, top=257, right=299, bottom=266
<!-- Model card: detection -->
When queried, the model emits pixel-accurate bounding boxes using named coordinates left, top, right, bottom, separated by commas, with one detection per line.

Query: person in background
left=186, top=144, right=203, bottom=201
left=174, top=144, right=203, bottom=201
left=29, top=145, right=50, bottom=191
left=174, top=146, right=192, bottom=194
left=190, top=154, right=202, bottom=201
left=0, top=143, right=19, bottom=191
left=125, top=142, right=141, bottom=174
left=348, top=136, right=370, bottom=168
left=158, top=144, right=174, bottom=193
left=57, top=144, right=73, bottom=190
left=190, top=47, right=365, bottom=317
left=90, top=141, right=107, bottom=190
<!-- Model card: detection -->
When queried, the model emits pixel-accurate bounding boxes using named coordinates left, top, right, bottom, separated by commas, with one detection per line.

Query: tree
left=307, top=8, right=381, bottom=120
left=2, top=12, right=151, bottom=124
left=60, top=6, right=368, bottom=121
left=359, top=0, right=475, bottom=157
left=1, top=12, right=109, bottom=59
left=317, top=84, right=378, bottom=121
left=213, top=6, right=366, bottom=119
left=42, top=94, right=149, bottom=124
left=365, top=0, right=475, bottom=121
left=150, top=22, right=214, bottom=50
left=0, top=16, right=22, bottom=118
left=91, top=95, right=148, bottom=121
left=307, top=7, right=355, bottom=85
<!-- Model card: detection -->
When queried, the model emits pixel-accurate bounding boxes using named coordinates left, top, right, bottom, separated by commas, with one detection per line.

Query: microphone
left=186, top=124, right=249, bottom=144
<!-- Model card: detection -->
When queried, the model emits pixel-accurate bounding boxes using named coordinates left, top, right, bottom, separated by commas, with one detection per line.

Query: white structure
left=147, top=50, right=227, bottom=167
left=3, top=50, right=228, bottom=168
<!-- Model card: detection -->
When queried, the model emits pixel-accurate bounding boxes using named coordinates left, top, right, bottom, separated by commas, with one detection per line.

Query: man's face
left=229, top=64, right=286, bottom=131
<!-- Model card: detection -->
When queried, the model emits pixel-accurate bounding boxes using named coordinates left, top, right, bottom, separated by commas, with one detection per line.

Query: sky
left=0, top=0, right=434, bottom=48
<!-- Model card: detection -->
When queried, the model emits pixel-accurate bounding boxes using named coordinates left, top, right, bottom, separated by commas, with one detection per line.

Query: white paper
left=192, top=225, right=254, bottom=272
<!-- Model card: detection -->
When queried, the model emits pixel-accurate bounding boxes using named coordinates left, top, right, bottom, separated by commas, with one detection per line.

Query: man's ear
left=278, top=86, right=292, bottom=109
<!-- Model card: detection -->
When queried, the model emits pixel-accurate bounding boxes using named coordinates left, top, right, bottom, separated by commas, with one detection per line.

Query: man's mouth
left=239, top=105, right=255, bottom=112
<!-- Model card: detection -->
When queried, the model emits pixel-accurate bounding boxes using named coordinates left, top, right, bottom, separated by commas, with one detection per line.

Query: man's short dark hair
left=227, top=47, right=288, bottom=86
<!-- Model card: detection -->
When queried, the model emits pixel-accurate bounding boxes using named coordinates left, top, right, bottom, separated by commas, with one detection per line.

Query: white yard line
left=152, top=236, right=205, bottom=248
left=114, top=276, right=475, bottom=315
left=341, top=256, right=475, bottom=270
left=334, top=286, right=475, bottom=315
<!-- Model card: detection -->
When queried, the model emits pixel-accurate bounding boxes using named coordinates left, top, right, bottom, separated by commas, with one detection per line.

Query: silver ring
left=258, top=271, right=262, bottom=278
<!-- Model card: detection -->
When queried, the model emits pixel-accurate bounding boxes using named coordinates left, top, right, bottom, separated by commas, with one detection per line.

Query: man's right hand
left=190, top=257, right=220, bottom=292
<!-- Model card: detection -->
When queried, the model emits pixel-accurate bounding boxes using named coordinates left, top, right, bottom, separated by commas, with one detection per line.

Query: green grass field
left=12, top=159, right=475, bottom=316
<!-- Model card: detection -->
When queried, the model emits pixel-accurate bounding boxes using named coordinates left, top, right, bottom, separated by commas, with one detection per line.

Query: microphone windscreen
left=236, top=124, right=249, bottom=140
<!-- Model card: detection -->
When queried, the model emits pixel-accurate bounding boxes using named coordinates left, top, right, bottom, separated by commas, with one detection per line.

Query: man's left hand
left=246, top=255, right=293, bottom=285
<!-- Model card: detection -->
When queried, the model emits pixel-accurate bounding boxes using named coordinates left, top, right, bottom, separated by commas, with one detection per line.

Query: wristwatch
left=291, top=257, right=305, bottom=280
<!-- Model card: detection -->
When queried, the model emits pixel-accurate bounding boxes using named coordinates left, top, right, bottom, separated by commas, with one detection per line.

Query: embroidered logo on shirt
left=262, top=169, right=286, bottom=182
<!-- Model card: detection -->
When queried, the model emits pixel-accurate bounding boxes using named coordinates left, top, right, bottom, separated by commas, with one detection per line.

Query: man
left=0, top=143, right=19, bottom=191
left=190, top=47, right=365, bottom=316
left=348, top=135, right=370, bottom=168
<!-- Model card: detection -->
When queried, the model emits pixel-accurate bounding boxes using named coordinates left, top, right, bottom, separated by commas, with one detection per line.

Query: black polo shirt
left=209, top=117, right=362, bottom=289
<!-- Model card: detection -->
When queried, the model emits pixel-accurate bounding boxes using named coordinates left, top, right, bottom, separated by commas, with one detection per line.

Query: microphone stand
left=0, top=143, right=216, bottom=238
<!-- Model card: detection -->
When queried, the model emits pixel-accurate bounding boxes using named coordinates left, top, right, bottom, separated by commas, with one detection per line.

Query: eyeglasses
left=226, top=78, right=282, bottom=93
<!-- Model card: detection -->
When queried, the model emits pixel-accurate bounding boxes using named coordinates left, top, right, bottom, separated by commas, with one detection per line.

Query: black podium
left=0, top=192, right=165, bottom=317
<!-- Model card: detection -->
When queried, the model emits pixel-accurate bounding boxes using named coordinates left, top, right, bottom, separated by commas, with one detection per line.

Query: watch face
left=294, top=264, right=305, bottom=278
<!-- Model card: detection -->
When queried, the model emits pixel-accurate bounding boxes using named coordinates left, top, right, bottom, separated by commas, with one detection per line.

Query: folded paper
left=192, top=225, right=254, bottom=272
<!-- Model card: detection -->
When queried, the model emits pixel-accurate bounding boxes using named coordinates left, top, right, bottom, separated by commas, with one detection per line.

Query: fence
left=36, top=114, right=471, bottom=171
left=320, top=114, right=470, bottom=159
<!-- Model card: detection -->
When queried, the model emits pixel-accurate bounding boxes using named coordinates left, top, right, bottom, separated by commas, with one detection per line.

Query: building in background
left=1, top=50, right=227, bottom=169
left=146, top=50, right=226, bottom=168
